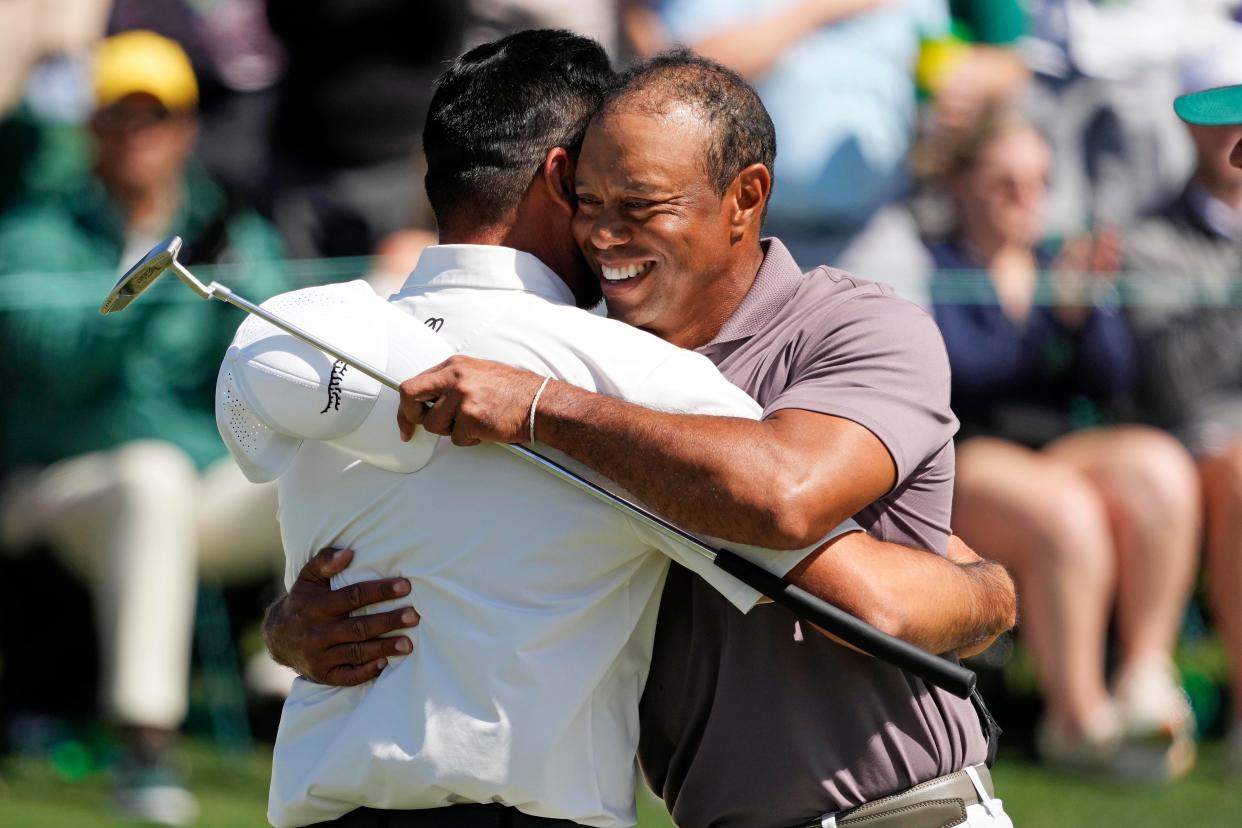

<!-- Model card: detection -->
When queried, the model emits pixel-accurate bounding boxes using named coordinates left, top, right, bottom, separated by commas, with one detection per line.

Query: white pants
left=1, top=439, right=281, bottom=730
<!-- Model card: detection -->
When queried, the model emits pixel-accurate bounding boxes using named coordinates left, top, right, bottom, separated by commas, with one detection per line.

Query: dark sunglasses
left=96, top=102, right=178, bottom=131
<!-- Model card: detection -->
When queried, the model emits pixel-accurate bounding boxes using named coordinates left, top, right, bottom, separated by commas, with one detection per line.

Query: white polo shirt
left=268, top=245, right=856, bottom=828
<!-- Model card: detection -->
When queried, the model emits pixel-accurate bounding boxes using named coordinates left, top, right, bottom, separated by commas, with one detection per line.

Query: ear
left=727, top=163, right=771, bottom=240
left=540, top=147, right=578, bottom=217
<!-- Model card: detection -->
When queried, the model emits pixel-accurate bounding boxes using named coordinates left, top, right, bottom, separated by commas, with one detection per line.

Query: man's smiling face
left=572, top=106, right=737, bottom=344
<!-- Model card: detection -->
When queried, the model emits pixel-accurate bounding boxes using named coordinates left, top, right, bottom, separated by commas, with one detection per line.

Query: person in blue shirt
left=928, top=108, right=1200, bottom=780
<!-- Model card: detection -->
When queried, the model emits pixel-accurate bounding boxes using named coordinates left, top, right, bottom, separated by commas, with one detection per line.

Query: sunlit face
left=956, top=125, right=1051, bottom=249
left=571, top=107, right=737, bottom=341
left=91, top=92, right=197, bottom=194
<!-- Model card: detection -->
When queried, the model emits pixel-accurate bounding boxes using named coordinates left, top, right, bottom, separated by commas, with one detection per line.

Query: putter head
left=99, top=235, right=182, bottom=315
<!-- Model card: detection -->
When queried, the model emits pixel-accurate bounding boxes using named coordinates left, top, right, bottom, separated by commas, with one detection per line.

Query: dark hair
left=423, top=29, right=614, bottom=229
left=603, top=49, right=776, bottom=198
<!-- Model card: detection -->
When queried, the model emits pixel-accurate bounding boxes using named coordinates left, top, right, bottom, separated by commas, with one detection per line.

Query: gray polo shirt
left=638, top=239, right=987, bottom=828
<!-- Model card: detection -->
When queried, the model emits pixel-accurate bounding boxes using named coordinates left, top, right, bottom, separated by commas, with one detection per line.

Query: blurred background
left=1, top=1, right=1241, bottom=826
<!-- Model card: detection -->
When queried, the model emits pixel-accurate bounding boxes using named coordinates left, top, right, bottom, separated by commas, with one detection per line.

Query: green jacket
left=0, top=170, right=292, bottom=470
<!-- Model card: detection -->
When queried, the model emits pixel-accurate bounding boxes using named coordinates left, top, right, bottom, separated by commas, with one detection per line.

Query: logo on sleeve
left=321, top=360, right=347, bottom=413
left=425, top=317, right=444, bottom=332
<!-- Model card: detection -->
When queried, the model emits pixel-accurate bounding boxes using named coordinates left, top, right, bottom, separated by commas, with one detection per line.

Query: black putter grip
left=712, top=548, right=977, bottom=700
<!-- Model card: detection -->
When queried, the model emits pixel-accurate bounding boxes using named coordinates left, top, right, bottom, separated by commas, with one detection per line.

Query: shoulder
left=518, top=301, right=677, bottom=362
left=778, top=274, right=952, bottom=408
left=0, top=193, right=77, bottom=238
left=538, top=300, right=701, bottom=366
left=1124, top=214, right=1207, bottom=270
left=225, top=209, right=288, bottom=264
left=796, top=269, right=946, bottom=357
left=504, top=300, right=761, bottom=418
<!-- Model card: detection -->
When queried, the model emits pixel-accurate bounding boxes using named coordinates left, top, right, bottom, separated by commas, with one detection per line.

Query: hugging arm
left=790, top=531, right=1014, bottom=657
left=264, top=532, right=1015, bottom=687
left=263, top=547, right=419, bottom=685
left=398, top=356, right=892, bottom=551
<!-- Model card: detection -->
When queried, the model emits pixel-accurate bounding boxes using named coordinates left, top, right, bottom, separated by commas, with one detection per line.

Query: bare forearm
left=537, top=382, right=862, bottom=549
left=263, top=594, right=296, bottom=669
left=397, top=357, right=894, bottom=548
left=789, top=534, right=1017, bottom=654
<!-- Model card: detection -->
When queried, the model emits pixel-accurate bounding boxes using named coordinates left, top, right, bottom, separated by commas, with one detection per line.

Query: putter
left=102, top=236, right=977, bottom=699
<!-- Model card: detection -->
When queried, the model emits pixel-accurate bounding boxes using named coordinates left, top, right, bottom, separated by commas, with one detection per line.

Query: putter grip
left=712, top=548, right=977, bottom=700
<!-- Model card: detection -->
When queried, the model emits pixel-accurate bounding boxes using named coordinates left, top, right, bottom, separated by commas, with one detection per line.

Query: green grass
left=990, top=744, right=1242, bottom=827
left=1, top=741, right=1240, bottom=827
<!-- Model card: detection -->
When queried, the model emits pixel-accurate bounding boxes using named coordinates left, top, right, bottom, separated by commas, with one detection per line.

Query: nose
left=588, top=209, right=631, bottom=250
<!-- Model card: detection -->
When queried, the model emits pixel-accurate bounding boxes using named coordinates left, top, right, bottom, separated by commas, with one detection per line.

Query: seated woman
left=928, top=109, right=1200, bottom=780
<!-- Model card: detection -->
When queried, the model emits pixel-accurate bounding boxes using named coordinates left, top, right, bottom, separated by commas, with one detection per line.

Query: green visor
left=1175, top=84, right=1242, bottom=126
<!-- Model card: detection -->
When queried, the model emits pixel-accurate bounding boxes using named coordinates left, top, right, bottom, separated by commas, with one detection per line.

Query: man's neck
left=103, top=176, right=182, bottom=235
left=959, top=226, right=1028, bottom=268
left=660, top=240, right=765, bottom=351
left=437, top=225, right=507, bottom=247
left=439, top=221, right=579, bottom=297
left=1192, top=172, right=1242, bottom=212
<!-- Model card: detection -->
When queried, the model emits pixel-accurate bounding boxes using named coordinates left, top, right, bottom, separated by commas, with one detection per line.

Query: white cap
left=1181, top=23, right=1242, bottom=95
left=215, top=281, right=453, bottom=483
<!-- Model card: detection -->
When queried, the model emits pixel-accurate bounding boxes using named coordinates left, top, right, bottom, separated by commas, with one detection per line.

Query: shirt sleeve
left=764, top=291, right=958, bottom=483
left=629, top=517, right=863, bottom=612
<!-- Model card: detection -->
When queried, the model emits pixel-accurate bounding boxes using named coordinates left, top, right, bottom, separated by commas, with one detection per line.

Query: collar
left=401, top=244, right=576, bottom=306
left=703, top=238, right=803, bottom=348
left=1184, top=182, right=1242, bottom=242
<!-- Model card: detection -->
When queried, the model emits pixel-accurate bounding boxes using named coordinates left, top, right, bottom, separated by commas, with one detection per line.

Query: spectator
left=1021, top=0, right=1232, bottom=238
left=0, top=31, right=288, bottom=825
left=929, top=109, right=1201, bottom=780
left=619, top=0, right=948, bottom=304
left=1124, top=31, right=1242, bottom=775
left=107, top=0, right=287, bottom=210
left=265, top=0, right=469, bottom=259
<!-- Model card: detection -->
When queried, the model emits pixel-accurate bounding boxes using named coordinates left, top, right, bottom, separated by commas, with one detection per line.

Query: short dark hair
left=423, top=29, right=614, bottom=229
left=602, top=49, right=776, bottom=197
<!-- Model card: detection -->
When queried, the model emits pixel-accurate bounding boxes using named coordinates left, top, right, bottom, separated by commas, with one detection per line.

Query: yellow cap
left=94, top=30, right=198, bottom=112
left=916, top=36, right=970, bottom=96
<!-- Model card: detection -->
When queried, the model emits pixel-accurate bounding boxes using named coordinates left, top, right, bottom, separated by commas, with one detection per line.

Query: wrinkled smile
left=600, top=261, right=655, bottom=282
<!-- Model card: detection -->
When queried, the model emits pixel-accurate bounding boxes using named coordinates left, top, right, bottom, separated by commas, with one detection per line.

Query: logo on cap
left=321, top=360, right=348, bottom=413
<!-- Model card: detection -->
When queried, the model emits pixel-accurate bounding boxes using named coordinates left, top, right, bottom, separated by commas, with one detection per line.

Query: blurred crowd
left=1, top=0, right=1242, bottom=823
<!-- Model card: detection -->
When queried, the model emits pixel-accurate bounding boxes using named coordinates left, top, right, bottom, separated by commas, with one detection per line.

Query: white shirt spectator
left=264, top=245, right=855, bottom=827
